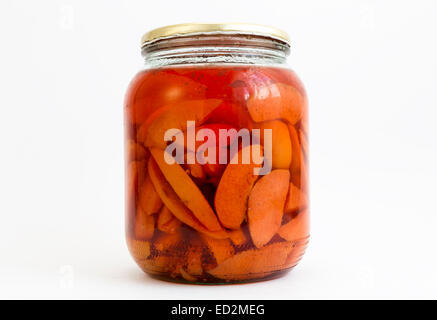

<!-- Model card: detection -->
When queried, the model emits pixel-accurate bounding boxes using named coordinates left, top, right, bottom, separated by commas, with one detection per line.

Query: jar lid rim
left=141, top=23, right=290, bottom=47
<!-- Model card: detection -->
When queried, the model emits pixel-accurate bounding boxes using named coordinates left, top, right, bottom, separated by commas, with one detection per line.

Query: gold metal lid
left=141, top=23, right=290, bottom=47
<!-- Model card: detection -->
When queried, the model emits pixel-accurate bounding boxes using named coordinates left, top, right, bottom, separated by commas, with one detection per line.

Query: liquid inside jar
left=125, top=65, right=309, bottom=283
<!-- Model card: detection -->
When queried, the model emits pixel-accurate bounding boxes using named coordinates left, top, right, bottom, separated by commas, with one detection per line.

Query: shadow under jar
left=124, top=23, right=309, bottom=284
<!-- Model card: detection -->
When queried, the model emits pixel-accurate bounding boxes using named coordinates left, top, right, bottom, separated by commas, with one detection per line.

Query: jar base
left=129, top=236, right=309, bottom=285
left=144, top=266, right=296, bottom=285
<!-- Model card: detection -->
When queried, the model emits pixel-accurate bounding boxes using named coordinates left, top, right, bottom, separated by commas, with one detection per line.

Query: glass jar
left=124, top=23, right=309, bottom=284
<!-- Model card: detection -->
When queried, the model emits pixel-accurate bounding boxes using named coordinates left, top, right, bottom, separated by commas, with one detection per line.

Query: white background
left=0, top=0, right=436, bottom=299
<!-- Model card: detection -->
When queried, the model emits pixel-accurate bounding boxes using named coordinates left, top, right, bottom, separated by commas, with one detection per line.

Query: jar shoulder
left=126, top=65, right=306, bottom=102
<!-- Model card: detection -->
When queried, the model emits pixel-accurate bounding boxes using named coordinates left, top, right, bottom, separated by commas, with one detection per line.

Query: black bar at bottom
left=0, top=300, right=434, bottom=319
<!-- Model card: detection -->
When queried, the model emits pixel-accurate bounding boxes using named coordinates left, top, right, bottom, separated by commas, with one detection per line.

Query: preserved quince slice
left=248, top=169, right=290, bottom=248
left=138, top=173, right=162, bottom=215
left=284, top=182, right=307, bottom=213
left=134, top=206, right=155, bottom=241
left=288, top=124, right=304, bottom=188
left=147, top=158, right=227, bottom=239
left=215, top=145, right=263, bottom=229
left=157, top=206, right=182, bottom=234
left=278, top=209, right=309, bottom=242
left=126, top=71, right=208, bottom=124
left=150, top=147, right=222, bottom=231
left=228, top=228, right=248, bottom=246
left=140, top=99, right=222, bottom=149
left=208, top=241, right=294, bottom=280
left=201, top=235, right=235, bottom=264
left=247, top=83, right=304, bottom=125
left=252, top=120, right=291, bottom=169
left=127, top=238, right=151, bottom=261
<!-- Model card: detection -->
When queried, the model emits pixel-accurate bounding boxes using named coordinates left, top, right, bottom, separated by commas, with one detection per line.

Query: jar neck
left=141, top=34, right=290, bottom=68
